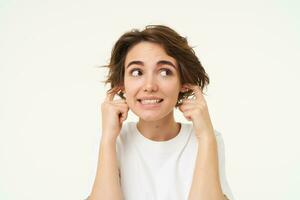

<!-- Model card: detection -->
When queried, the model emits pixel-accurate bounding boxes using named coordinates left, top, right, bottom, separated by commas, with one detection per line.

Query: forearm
left=89, top=138, right=123, bottom=200
left=188, top=133, right=225, bottom=200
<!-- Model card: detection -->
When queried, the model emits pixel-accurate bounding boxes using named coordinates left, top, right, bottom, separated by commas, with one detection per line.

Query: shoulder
left=181, top=124, right=225, bottom=151
left=119, top=121, right=134, bottom=138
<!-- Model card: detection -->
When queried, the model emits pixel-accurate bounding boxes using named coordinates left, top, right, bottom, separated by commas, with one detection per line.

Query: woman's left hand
left=178, top=84, right=215, bottom=139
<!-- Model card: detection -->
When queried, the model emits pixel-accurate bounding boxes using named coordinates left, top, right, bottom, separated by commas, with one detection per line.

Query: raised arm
left=88, top=138, right=123, bottom=200
left=88, top=87, right=129, bottom=200
left=178, top=84, right=228, bottom=200
left=188, top=133, right=227, bottom=200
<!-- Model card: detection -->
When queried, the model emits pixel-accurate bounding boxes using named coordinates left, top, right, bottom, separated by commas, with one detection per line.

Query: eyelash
left=129, top=68, right=173, bottom=77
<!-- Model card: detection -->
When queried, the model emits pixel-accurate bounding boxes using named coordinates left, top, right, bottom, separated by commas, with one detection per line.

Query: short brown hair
left=102, top=25, right=209, bottom=107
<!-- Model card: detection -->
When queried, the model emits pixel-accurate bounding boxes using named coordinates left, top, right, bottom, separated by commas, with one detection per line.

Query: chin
left=132, top=108, right=174, bottom=122
left=139, top=114, right=163, bottom=122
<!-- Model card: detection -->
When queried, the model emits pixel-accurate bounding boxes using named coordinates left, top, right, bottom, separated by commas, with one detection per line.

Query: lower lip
left=138, top=100, right=163, bottom=109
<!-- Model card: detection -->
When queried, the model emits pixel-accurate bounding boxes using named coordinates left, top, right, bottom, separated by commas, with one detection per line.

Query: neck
left=137, top=112, right=181, bottom=141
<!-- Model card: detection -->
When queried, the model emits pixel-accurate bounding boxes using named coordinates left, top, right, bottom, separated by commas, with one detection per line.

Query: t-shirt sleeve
left=215, top=130, right=235, bottom=200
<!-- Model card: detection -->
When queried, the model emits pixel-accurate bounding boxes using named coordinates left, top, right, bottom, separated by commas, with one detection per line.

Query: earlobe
left=180, top=87, right=189, bottom=93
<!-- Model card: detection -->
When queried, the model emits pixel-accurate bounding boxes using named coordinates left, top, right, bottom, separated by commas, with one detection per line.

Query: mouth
left=137, top=98, right=164, bottom=105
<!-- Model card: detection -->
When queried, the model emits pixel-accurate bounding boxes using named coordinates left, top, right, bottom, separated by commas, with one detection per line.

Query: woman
left=88, top=25, right=234, bottom=200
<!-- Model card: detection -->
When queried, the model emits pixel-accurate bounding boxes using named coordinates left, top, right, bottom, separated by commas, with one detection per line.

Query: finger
left=181, top=99, right=197, bottom=104
left=120, top=109, right=128, bottom=123
left=105, top=87, right=121, bottom=102
left=178, top=98, right=197, bottom=109
left=118, top=107, right=129, bottom=122
left=113, top=99, right=127, bottom=104
left=179, top=104, right=198, bottom=113
left=185, top=84, right=204, bottom=101
left=182, top=109, right=193, bottom=121
left=105, top=90, right=115, bottom=102
left=182, top=97, right=207, bottom=109
left=113, top=103, right=130, bottom=111
left=190, top=85, right=203, bottom=100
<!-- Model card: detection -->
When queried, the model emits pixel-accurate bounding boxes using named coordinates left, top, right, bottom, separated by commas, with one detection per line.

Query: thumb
left=178, top=104, right=184, bottom=113
left=120, top=110, right=128, bottom=123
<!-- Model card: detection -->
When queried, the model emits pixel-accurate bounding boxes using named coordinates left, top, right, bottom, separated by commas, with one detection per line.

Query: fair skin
left=123, top=41, right=183, bottom=141
left=89, top=41, right=226, bottom=200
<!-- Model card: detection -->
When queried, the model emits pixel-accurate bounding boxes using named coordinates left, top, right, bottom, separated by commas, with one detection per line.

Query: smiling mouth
left=137, top=99, right=164, bottom=105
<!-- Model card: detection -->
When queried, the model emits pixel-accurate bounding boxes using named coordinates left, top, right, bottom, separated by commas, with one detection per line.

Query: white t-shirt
left=116, top=122, right=234, bottom=200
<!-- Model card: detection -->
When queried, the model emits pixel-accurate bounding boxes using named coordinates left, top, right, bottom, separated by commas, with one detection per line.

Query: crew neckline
left=128, top=121, right=192, bottom=154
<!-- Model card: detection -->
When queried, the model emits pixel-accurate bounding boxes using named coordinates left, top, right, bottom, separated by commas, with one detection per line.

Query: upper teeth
left=140, top=99, right=162, bottom=104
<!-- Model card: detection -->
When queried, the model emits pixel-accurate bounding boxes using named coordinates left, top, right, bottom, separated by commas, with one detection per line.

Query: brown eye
left=130, top=68, right=142, bottom=77
left=160, top=68, right=173, bottom=76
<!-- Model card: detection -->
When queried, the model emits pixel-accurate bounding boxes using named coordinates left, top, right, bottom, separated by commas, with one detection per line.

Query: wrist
left=101, top=134, right=117, bottom=145
left=194, top=129, right=215, bottom=141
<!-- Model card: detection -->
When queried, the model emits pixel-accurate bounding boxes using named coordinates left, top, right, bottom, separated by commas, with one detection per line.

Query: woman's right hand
left=101, top=87, right=129, bottom=142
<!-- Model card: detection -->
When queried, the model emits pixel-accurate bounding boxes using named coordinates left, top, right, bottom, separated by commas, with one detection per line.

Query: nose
left=143, top=74, right=158, bottom=92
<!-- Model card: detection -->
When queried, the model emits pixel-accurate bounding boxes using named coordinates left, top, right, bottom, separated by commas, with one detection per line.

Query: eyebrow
left=126, top=60, right=177, bottom=69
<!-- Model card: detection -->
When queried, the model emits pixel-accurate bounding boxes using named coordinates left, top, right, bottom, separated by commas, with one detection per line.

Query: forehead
left=124, top=41, right=177, bottom=66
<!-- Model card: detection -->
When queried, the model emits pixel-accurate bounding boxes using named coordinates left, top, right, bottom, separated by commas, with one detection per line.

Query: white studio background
left=0, top=0, right=299, bottom=199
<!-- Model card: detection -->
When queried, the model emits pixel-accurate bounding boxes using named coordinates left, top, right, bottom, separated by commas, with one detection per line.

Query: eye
left=160, top=68, right=173, bottom=76
left=129, top=68, right=142, bottom=77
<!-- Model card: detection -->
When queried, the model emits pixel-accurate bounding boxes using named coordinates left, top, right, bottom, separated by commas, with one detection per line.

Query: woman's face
left=123, top=41, right=185, bottom=121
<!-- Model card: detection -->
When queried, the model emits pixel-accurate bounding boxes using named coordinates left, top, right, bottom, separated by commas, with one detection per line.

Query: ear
left=117, top=85, right=125, bottom=92
left=121, top=86, right=125, bottom=93
left=180, top=84, right=189, bottom=93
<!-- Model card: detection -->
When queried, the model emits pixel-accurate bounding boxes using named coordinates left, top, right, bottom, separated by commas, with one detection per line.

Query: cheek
left=162, top=82, right=181, bottom=101
left=124, top=81, right=139, bottom=98
left=160, top=80, right=180, bottom=93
